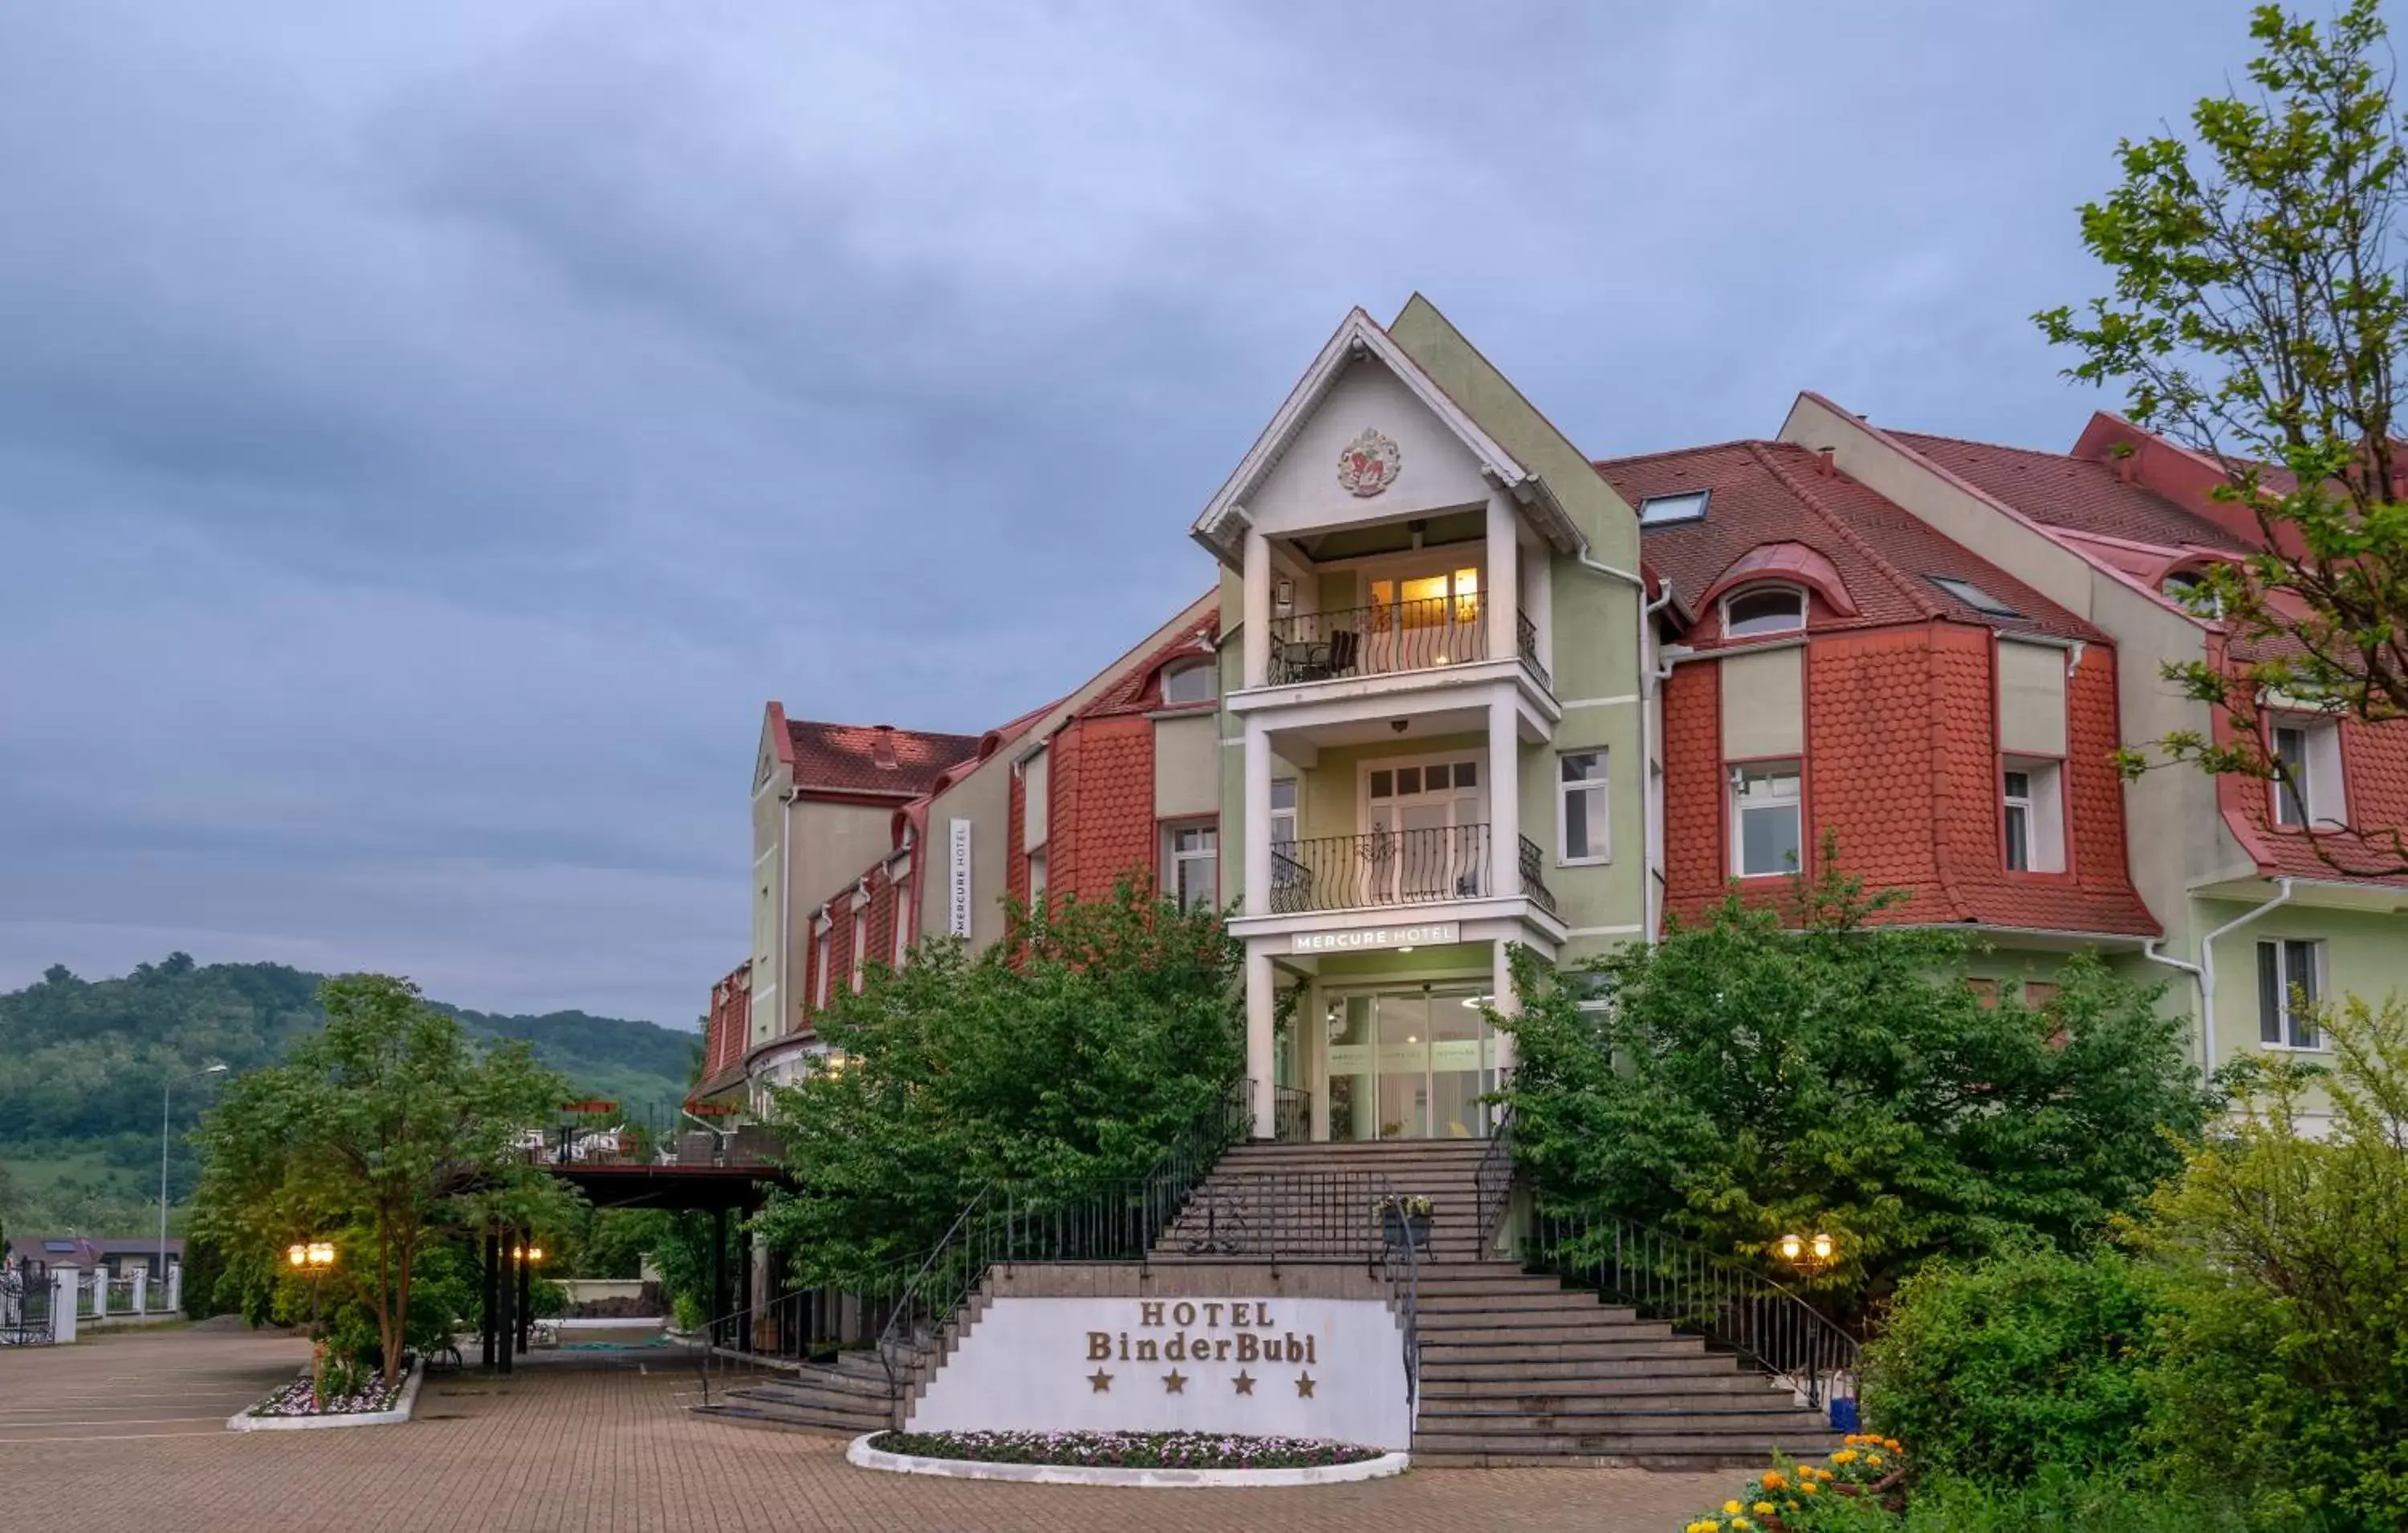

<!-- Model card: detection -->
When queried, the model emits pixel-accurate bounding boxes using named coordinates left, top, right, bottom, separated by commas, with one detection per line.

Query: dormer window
left=1639, top=490, right=1709, bottom=526
left=2270, top=716, right=2346, bottom=829
left=1723, top=586, right=1807, bottom=640
left=1930, top=575, right=2022, bottom=618
left=2162, top=568, right=2226, bottom=618
left=1161, top=658, right=1216, bottom=706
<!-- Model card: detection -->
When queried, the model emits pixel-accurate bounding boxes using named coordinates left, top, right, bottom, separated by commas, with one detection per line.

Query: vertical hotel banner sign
left=948, top=819, right=973, bottom=936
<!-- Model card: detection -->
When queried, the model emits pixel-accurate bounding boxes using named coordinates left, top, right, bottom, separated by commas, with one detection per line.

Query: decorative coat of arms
left=1337, top=429, right=1401, bottom=498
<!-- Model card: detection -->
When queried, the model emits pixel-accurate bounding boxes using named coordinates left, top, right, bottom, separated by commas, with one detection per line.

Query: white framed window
left=2001, top=758, right=2065, bottom=872
left=891, top=888, right=910, bottom=970
left=1637, top=490, right=1709, bottom=526
left=2162, top=568, right=2225, bottom=617
left=2257, top=937, right=2324, bottom=1049
left=811, top=927, right=832, bottom=1009
left=1027, top=850, right=1047, bottom=908
left=1930, top=575, right=2023, bottom=618
left=1165, top=822, right=1218, bottom=911
left=1722, top=586, right=1807, bottom=640
left=1731, top=761, right=1803, bottom=878
left=1270, top=779, right=1298, bottom=851
left=1558, top=750, right=1609, bottom=864
left=1161, top=659, right=1216, bottom=706
left=2270, top=717, right=2345, bottom=829
left=849, top=913, right=868, bottom=994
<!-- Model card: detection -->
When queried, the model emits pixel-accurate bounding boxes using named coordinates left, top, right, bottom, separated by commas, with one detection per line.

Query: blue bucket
left=1828, top=1396, right=1861, bottom=1433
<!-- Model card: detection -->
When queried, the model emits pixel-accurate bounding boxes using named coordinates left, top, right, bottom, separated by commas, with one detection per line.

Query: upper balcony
left=1266, top=594, right=1551, bottom=693
left=1270, top=823, right=1557, bottom=918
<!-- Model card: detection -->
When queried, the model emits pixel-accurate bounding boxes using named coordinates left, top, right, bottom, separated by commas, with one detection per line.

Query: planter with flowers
left=1680, top=1435, right=1910, bottom=1531
left=1377, top=1194, right=1434, bottom=1256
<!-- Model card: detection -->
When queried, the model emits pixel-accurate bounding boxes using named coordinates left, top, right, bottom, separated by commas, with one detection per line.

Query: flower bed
left=249, top=1361, right=410, bottom=1418
left=1682, top=1436, right=1910, bottom=1532
left=868, top=1429, right=1382, bottom=1470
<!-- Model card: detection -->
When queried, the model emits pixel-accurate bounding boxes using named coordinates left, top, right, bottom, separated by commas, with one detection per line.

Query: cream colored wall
left=1154, top=713, right=1220, bottom=819
left=1719, top=648, right=1804, bottom=758
left=1295, top=732, right=1489, bottom=839
left=1247, top=361, right=1495, bottom=537
left=1997, top=640, right=2069, bottom=758
left=914, top=760, right=1015, bottom=954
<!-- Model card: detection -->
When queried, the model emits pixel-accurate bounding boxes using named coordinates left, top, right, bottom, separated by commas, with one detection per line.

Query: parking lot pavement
left=0, top=1327, right=1734, bottom=1531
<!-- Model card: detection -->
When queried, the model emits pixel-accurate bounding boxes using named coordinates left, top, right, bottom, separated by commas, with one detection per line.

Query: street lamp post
left=286, top=1240, right=337, bottom=1332
left=161, top=1063, right=228, bottom=1287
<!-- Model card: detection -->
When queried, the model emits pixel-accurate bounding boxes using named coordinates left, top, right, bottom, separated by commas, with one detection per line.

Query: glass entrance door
left=1326, top=985, right=1491, bottom=1141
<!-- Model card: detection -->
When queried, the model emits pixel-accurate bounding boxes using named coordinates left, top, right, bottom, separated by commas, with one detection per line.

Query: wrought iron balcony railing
left=1270, top=824, right=1491, bottom=913
left=1519, top=834, right=1559, bottom=916
left=1515, top=608, right=1550, bottom=689
left=1267, top=597, right=1486, bottom=685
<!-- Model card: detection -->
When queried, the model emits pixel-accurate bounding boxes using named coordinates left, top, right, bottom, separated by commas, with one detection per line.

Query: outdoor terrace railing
left=1270, top=823, right=1491, bottom=913
left=1515, top=608, right=1549, bottom=689
left=1518, top=834, right=1558, bottom=916
left=1271, top=1084, right=1309, bottom=1143
left=1266, top=597, right=1486, bottom=685
left=1526, top=1209, right=1861, bottom=1413
left=514, top=1109, right=785, bottom=1172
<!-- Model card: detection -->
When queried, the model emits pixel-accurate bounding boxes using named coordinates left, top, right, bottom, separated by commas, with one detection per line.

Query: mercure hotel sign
left=1288, top=921, right=1458, bottom=955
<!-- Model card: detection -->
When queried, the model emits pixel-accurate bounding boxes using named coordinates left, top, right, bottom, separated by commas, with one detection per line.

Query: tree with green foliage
left=2040, top=2, right=2408, bottom=874
left=1498, top=855, right=2214, bottom=1315
left=192, top=974, right=567, bottom=1385
left=754, top=881, right=1241, bottom=1289
left=2135, top=994, right=2408, bottom=1528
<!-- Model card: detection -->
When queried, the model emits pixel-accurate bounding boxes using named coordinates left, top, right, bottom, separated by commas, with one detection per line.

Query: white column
left=1491, top=938, right=1519, bottom=1089
left=1488, top=691, right=1520, bottom=897
left=1243, top=718, right=1272, bottom=917
left=89, top=1268, right=107, bottom=1320
left=166, top=1261, right=182, bottom=1315
left=51, top=1267, right=78, bottom=1344
left=1305, top=978, right=1329, bottom=1143
left=1526, top=529, right=1553, bottom=676
left=1243, top=528, right=1271, bottom=689
left=1487, top=490, right=1519, bottom=665
left=131, top=1268, right=146, bottom=1317
left=1246, top=947, right=1276, bottom=1139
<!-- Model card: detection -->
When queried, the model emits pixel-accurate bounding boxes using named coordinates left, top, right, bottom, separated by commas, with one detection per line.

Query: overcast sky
left=0, top=1, right=2265, bottom=1027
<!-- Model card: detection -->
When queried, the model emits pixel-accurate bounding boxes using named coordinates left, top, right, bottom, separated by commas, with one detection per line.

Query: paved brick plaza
left=0, top=1328, right=1734, bottom=1531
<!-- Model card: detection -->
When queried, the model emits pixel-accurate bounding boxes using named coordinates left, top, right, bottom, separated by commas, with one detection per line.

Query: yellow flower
left=1867, top=1454, right=1885, bottom=1468
left=1752, top=1503, right=1776, bottom=1516
left=1801, top=1482, right=1821, bottom=1496
left=1761, top=1471, right=1788, bottom=1490
left=1724, top=1501, right=1744, bottom=1516
left=1686, top=1523, right=1719, bottom=1533
left=1832, top=1450, right=1858, bottom=1465
left=1884, top=1437, right=1903, bottom=1454
left=1732, top=1521, right=1755, bottom=1532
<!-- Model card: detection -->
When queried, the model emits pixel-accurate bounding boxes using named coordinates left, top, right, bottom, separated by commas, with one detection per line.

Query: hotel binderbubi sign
left=1084, top=1300, right=1319, bottom=1395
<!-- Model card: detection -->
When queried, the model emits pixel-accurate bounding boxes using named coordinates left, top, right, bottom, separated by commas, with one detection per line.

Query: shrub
left=1861, top=1243, right=2158, bottom=1486
left=2135, top=995, right=2408, bottom=1529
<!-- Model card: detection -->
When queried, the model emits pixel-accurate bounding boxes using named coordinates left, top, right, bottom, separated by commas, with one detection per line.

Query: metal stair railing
left=1527, top=1209, right=1861, bottom=1413
left=872, top=1079, right=1254, bottom=1402
left=1472, top=1107, right=1516, bottom=1256
left=694, top=1261, right=913, bottom=1409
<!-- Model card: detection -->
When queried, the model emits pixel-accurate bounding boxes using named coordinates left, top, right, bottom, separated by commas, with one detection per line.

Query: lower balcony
left=1268, top=824, right=1556, bottom=916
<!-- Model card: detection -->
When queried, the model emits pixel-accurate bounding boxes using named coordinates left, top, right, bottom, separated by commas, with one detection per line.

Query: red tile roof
left=1079, top=609, right=1222, bottom=719
left=785, top=721, right=982, bottom=798
left=1889, top=431, right=2252, bottom=552
left=1598, top=441, right=2105, bottom=645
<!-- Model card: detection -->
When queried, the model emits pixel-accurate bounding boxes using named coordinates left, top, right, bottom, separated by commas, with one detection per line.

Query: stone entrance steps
left=1160, top=1137, right=1843, bottom=1470
left=694, top=1351, right=894, bottom=1437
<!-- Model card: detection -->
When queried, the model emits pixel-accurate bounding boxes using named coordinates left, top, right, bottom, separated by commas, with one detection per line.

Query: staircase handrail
left=1373, top=1178, right=1421, bottom=1413
left=872, top=1076, right=1254, bottom=1401
left=694, top=1252, right=920, bottom=1407
left=1528, top=1207, right=1861, bottom=1410
left=1472, top=1106, right=1516, bottom=1254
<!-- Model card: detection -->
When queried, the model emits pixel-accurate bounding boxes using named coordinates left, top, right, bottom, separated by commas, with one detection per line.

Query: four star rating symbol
left=1088, top=1364, right=1317, bottom=1401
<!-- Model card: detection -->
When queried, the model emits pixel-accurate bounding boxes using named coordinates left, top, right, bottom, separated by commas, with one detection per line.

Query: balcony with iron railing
left=1267, top=823, right=1558, bottom=917
left=1265, top=598, right=1548, bottom=690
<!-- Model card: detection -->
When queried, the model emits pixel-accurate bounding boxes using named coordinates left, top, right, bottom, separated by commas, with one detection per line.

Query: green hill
left=0, top=954, right=699, bottom=1238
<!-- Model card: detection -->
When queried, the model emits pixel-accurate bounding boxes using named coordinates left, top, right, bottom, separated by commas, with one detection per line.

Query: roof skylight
left=1638, top=490, right=1709, bottom=527
left=1929, top=575, right=2022, bottom=617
